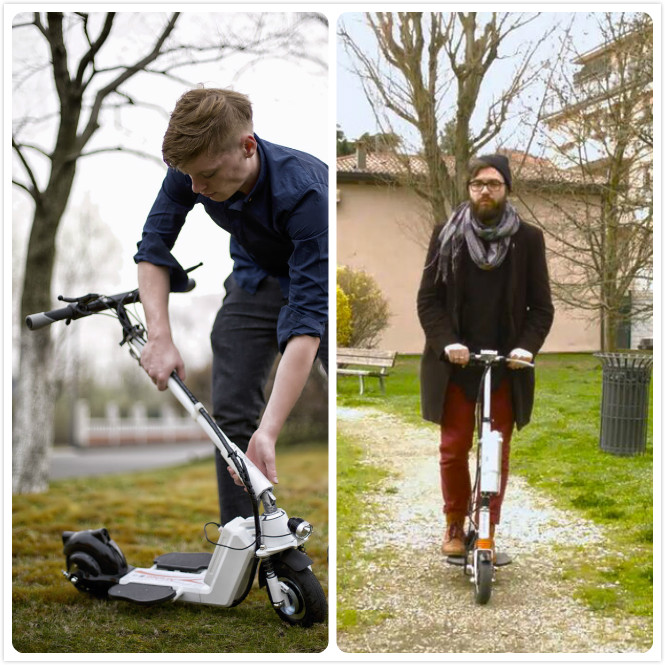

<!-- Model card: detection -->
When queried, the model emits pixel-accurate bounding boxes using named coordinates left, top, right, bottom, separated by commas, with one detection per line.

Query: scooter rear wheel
left=474, top=557, right=493, bottom=605
left=267, top=562, right=327, bottom=627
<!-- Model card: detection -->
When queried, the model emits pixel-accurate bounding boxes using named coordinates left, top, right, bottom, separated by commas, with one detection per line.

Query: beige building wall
left=337, top=182, right=599, bottom=354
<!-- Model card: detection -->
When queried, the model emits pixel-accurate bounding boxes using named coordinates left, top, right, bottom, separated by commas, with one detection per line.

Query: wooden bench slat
left=338, top=348, right=395, bottom=358
left=337, top=359, right=393, bottom=369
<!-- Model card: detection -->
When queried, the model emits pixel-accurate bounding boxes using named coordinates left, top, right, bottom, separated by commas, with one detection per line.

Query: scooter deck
left=446, top=552, right=512, bottom=567
left=154, top=552, right=212, bottom=573
left=108, top=582, right=176, bottom=605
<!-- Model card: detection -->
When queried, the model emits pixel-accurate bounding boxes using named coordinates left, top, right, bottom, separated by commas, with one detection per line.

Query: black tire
left=474, top=557, right=493, bottom=605
left=66, top=553, right=110, bottom=598
left=266, top=562, right=327, bottom=627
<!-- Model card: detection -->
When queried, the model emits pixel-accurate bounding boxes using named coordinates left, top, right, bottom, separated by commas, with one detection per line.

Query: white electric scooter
left=445, top=350, right=533, bottom=604
left=26, top=271, right=327, bottom=626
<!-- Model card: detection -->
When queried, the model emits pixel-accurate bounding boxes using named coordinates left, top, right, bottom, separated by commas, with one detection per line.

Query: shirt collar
left=227, top=133, right=265, bottom=209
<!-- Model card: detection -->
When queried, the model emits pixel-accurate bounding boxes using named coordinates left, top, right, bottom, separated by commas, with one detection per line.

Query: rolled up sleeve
left=133, top=169, right=197, bottom=292
left=276, top=183, right=328, bottom=352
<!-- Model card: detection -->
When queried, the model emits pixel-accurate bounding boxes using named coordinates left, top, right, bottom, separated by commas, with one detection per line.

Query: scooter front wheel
left=474, top=556, right=493, bottom=605
left=267, top=562, right=327, bottom=627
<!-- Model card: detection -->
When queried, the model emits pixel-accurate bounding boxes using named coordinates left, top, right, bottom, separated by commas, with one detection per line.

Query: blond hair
left=162, top=88, right=253, bottom=169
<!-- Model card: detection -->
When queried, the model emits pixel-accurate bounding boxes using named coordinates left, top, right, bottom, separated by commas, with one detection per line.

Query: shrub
left=337, top=266, right=390, bottom=348
left=337, top=286, right=352, bottom=347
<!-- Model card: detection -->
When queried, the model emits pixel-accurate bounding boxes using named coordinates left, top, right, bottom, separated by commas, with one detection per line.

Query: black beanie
left=474, top=154, right=512, bottom=191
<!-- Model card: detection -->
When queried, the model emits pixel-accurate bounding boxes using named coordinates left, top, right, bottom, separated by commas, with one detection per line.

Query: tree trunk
left=13, top=329, right=55, bottom=493
left=14, top=166, right=76, bottom=493
left=603, top=309, right=618, bottom=353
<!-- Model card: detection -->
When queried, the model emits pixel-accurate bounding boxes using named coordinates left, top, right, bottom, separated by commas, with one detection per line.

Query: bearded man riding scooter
left=417, top=154, right=554, bottom=559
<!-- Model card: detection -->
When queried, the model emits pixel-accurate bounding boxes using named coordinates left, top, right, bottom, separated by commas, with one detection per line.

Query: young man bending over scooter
left=417, top=154, right=553, bottom=558
left=134, top=88, right=328, bottom=525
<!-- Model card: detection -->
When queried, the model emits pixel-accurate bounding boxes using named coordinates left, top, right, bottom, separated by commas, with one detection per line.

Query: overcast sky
left=10, top=8, right=657, bottom=378
left=336, top=11, right=611, bottom=149
left=11, top=11, right=328, bottom=375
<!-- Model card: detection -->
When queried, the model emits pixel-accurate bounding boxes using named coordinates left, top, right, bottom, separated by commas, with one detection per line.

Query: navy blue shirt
left=134, top=135, right=328, bottom=353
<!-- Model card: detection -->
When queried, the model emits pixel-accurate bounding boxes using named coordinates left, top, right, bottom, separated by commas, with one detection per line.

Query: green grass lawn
left=336, top=432, right=392, bottom=630
left=12, top=444, right=328, bottom=653
left=337, top=353, right=653, bottom=617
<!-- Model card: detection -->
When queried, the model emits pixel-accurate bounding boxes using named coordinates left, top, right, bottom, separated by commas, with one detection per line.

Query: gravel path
left=337, top=407, right=652, bottom=654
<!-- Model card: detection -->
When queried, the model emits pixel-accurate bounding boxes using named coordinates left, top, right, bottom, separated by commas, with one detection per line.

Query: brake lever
left=58, top=293, right=101, bottom=305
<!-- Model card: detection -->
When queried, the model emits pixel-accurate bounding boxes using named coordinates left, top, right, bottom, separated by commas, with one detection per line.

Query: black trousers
left=210, top=274, right=327, bottom=524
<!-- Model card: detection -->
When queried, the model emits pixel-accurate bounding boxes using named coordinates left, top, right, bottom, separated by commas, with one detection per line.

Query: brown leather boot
left=441, top=513, right=466, bottom=556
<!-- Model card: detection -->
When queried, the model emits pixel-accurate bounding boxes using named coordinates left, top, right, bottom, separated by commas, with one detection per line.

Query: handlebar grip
left=25, top=304, right=77, bottom=330
left=25, top=312, right=56, bottom=330
left=508, top=358, right=535, bottom=368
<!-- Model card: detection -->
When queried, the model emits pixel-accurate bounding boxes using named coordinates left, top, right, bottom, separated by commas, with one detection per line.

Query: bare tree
left=356, top=131, right=402, bottom=152
left=522, top=12, right=653, bottom=351
left=12, top=11, right=326, bottom=493
left=338, top=12, right=550, bottom=224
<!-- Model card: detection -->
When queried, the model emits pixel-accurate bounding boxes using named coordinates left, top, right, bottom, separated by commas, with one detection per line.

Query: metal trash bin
left=595, top=352, right=653, bottom=456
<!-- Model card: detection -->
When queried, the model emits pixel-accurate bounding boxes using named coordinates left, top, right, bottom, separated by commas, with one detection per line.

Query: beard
left=470, top=197, right=506, bottom=226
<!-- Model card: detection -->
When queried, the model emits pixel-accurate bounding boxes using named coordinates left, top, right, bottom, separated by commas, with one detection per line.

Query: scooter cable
left=203, top=522, right=300, bottom=549
left=468, top=364, right=491, bottom=530
left=203, top=522, right=259, bottom=550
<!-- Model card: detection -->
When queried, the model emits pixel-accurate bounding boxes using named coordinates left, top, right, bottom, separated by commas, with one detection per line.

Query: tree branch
left=12, top=140, right=51, bottom=159
left=77, top=12, right=180, bottom=150
left=45, top=13, right=72, bottom=101
left=12, top=179, right=34, bottom=197
left=77, top=145, right=165, bottom=165
left=75, top=12, right=115, bottom=89
left=12, top=138, right=41, bottom=199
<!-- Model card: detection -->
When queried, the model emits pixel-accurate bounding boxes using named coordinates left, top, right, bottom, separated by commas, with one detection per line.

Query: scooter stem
left=127, top=336, right=274, bottom=501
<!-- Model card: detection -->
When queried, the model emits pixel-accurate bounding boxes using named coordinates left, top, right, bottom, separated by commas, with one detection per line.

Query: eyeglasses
left=468, top=180, right=505, bottom=193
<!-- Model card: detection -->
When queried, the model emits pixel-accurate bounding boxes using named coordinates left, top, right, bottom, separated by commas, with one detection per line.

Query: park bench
left=336, top=347, right=397, bottom=395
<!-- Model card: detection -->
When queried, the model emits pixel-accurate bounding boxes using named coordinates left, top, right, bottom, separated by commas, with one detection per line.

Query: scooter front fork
left=466, top=497, right=494, bottom=579
left=476, top=499, right=492, bottom=549
left=263, top=559, right=290, bottom=610
left=476, top=426, right=501, bottom=550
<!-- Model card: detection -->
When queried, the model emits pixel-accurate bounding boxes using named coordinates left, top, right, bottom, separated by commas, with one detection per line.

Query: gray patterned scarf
left=435, top=201, right=520, bottom=283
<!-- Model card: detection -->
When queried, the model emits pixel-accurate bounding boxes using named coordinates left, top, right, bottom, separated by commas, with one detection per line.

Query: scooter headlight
left=287, top=517, right=313, bottom=540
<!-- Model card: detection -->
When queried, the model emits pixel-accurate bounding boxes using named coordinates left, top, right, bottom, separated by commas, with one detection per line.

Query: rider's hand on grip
left=507, top=348, right=533, bottom=369
left=445, top=343, right=470, bottom=366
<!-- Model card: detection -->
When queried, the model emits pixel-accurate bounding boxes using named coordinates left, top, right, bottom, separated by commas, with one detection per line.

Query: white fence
left=74, top=400, right=208, bottom=447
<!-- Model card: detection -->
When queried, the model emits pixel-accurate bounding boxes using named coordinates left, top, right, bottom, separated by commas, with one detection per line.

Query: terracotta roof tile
left=337, top=149, right=598, bottom=186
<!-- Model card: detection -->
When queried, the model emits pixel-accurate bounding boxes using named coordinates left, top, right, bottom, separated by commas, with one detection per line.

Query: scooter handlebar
left=26, top=304, right=78, bottom=330
left=468, top=352, right=534, bottom=369
left=25, top=277, right=196, bottom=332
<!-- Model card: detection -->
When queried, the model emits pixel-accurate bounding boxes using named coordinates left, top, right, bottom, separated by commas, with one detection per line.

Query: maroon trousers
left=439, top=378, right=514, bottom=525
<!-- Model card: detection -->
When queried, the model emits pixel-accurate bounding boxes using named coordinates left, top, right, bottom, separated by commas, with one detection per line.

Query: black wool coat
left=417, top=219, right=555, bottom=430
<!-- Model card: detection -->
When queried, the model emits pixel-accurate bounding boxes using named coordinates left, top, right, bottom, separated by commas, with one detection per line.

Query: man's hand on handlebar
left=445, top=344, right=533, bottom=369
left=507, top=348, right=533, bottom=369
left=228, top=427, right=279, bottom=488
left=445, top=343, right=470, bottom=366
left=140, top=336, right=186, bottom=390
